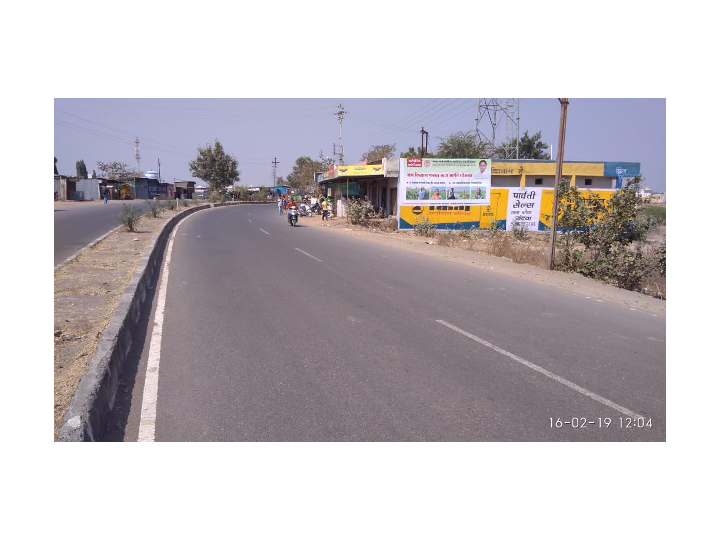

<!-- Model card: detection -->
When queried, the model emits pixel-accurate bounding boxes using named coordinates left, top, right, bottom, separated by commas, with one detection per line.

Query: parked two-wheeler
left=310, top=202, right=322, bottom=215
left=54, top=191, right=59, bottom=201
left=299, top=203, right=313, bottom=217
left=287, top=207, right=299, bottom=226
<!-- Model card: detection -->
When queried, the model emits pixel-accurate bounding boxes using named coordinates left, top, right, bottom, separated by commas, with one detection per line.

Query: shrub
left=656, top=241, right=666, bottom=277
left=457, top=224, right=479, bottom=240
left=377, top=217, right=398, bottom=232
left=347, top=197, right=381, bottom=224
left=118, top=203, right=143, bottom=232
left=207, top=191, right=225, bottom=203
left=146, top=199, right=163, bottom=218
left=413, top=216, right=437, bottom=237
left=511, top=221, right=530, bottom=242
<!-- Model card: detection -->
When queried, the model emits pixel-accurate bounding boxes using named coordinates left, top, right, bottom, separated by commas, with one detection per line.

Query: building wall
left=396, top=159, right=640, bottom=231
left=491, top=160, right=638, bottom=190
left=71, top=179, right=100, bottom=200
left=398, top=187, right=619, bottom=231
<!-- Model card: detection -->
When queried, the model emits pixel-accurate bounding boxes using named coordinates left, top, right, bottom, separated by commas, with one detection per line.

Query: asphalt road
left=54, top=199, right=151, bottom=266
left=104, top=204, right=666, bottom=441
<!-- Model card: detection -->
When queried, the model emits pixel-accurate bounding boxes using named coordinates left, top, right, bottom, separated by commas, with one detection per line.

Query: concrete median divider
left=58, top=204, right=211, bottom=441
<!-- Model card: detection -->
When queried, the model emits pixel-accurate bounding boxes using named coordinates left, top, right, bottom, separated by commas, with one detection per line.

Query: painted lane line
left=436, top=320, right=645, bottom=420
left=295, top=248, right=322, bottom=262
left=248, top=219, right=252, bottom=223
left=259, top=228, right=270, bottom=235
left=138, top=215, right=189, bottom=442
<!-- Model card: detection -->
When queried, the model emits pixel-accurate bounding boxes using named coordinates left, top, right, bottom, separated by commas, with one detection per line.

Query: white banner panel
left=399, top=158, right=491, bottom=206
left=507, top=187, right=543, bottom=231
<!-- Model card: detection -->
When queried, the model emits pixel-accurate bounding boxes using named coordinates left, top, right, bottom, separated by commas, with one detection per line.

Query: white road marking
left=137, top=215, right=190, bottom=442
left=248, top=219, right=252, bottom=223
left=436, top=319, right=644, bottom=420
left=295, top=248, right=322, bottom=262
left=259, top=229, right=270, bottom=235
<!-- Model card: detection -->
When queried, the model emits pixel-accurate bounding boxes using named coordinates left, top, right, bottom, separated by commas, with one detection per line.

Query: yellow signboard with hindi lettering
left=336, top=163, right=384, bottom=177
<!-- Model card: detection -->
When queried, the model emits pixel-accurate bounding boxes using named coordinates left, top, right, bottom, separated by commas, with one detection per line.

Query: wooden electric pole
left=548, top=98, right=569, bottom=270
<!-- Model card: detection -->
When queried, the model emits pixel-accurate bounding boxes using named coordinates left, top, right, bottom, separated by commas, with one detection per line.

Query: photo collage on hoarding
left=400, top=158, right=491, bottom=206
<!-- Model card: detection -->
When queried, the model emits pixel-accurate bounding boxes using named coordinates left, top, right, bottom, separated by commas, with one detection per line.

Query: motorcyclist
left=287, top=199, right=299, bottom=225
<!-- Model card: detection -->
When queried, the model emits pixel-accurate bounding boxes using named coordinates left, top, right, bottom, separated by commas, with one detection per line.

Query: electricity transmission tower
left=335, top=104, right=346, bottom=165
left=475, top=99, right=520, bottom=158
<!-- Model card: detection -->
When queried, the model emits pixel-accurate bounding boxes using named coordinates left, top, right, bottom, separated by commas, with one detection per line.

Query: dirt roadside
left=54, top=203, right=665, bottom=440
left=301, top=212, right=666, bottom=315
left=54, top=204, right=178, bottom=440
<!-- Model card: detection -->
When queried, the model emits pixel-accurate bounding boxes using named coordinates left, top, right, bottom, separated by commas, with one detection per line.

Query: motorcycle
left=310, top=202, right=322, bottom=215
left=287, top=207, right=299, bottom=227
left=299, top=203, right=312, bottom=217
left=54, top=191, right=59, bottom=201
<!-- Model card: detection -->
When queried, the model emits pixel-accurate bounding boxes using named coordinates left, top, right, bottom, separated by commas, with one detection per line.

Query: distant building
left=194, top=185, right=209, bottom=200
left=174, top=180, right=195, bottom=199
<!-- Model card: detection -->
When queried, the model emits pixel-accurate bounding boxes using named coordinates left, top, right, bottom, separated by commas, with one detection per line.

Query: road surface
left=103, top=204, right=666, bottom=441
left=54, top=199, right=154, bottom=266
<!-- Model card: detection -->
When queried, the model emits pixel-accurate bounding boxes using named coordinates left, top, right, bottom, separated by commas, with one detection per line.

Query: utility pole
left=335, top=104, right=346, bottom=165
left=157, top=158, right=161, bottom=182
left=135, top=137, right=141, bottom=174
left=420, top=127, right=429, bottom=158
left=516, top=99, right=521, bottom=159
left=272, top=157, right=279, bottom=186
left=548, top=98, right=569, bottom=271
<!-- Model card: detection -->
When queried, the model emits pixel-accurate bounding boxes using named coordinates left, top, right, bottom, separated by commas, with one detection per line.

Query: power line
left=55, top=108, right=196, bottom=154
left=54, top=119, right=195, bottom=159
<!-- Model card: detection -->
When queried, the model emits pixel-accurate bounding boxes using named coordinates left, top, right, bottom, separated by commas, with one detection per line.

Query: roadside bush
left=457, top=224, right=479, bottom=240
left=376, top=217, right=398, bottom=232
left=159, top=195, right=176, bottom=211
left=552, top=175, right=665, bottom=293
left=118, top=203, right=143, bottom=232
left=576, top=242, right=648, bottom=290
left=207, top=191, right=225, bottom=203
left=511, top=221, right=530, bottom=242
left=146, top=199, right=163, bottom=218
left=413, top=216, right=437, bottom=237
left=656, top=241, right=666, bottom=277
left=347, top=197, right=382, bottom=224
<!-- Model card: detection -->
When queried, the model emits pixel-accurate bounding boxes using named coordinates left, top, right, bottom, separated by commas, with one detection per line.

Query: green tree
left=400, top=147, right=435, bottom=158
left=76, top=159, right=88, bottom=179
left=231, top=185, right=249, bottom=201
left=435, top=131, right=491, bottom=158
left=188, top=139, right=240, bottom=192
left=497, top=130, right=550, bottom=160
left=96, top=161, right=135, bottom=180
left=555, top=175, right=651, bottom=290
left=286, top=156, right=324, bottom=191
left=360, top=143, right=396, bottom=162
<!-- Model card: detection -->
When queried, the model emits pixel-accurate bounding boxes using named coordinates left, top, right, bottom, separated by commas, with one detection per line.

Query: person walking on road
left=321, top=198, right=328, bottom=220
left=103, top=188, right=108, bottom=204
left=278, top=197, right=284, bottom=215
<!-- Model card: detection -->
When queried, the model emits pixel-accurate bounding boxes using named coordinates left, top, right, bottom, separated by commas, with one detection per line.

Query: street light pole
left=548, top=98, right=569, bottom=271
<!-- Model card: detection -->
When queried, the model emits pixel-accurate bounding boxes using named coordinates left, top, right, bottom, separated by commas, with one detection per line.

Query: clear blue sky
left=54, top=98, right=666, bottom=193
